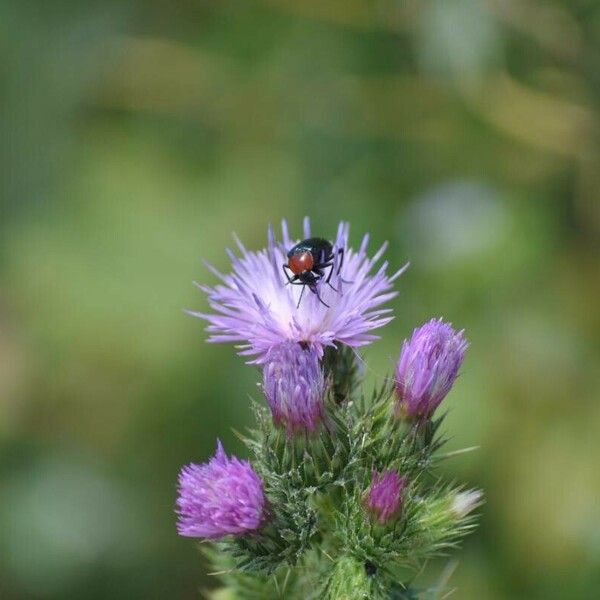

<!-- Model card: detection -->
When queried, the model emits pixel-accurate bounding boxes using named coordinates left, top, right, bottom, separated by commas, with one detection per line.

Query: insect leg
left=314, top=268, right=340, bottom=292
left=336, top=248, right=344, bottom=274
left=335, top=248, right=353, bottom=284
left=308, top=284, right=330, bottom=308
left=282, top=264, right=299, bottom=285
left=296, top=283, right=306, bottom=308
left=315, top=260, right=333, bottom=269
left=323, top=267, right=339, bottom=292
left=323, top=262, right=337, bottom=286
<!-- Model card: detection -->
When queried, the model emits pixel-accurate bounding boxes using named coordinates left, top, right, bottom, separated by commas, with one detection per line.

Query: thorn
left=273, top=574, right=281, bottom=596
left=432, top=559, right=459, bottom=599
left=438, top=446, right=479, bottom=459
left=231, top=427, right=249, bottom=442
left=440, top=588, right=458, bottom=600
left=321, top=549, right=335, bottom=563
left=207, top=569, right=234, bottom=576
left=281, top=569, right=292, bottom=596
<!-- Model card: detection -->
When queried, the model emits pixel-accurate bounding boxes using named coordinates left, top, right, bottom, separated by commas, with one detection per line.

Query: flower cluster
left=175, top=219, right=481, bottom=598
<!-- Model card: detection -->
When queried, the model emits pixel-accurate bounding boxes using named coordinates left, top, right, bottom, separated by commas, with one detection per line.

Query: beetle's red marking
left=288, top=251, right=314, bottom=275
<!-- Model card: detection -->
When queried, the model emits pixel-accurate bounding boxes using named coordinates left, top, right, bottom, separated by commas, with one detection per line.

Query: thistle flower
left=176, top=440, right=266, bottom=539
left=191, top=218, right=407, bottom=362
left=395, top=318, right=468, bottom=419
left=364, top=470, right=407, bottom=524
left=262, top=342, right=326, bottom=434
left=451, top=489, right=483, bottom=519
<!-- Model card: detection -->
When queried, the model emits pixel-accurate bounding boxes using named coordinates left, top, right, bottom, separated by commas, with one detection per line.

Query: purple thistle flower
left=262, top=342, right=326, bottom=435
left=395, top=318, right=468, bottom=419
left=176, top=440, right=266, bottom=539
left=191, top=218, right=407, bottom=362
left=365, top=470, right=406, bottom=524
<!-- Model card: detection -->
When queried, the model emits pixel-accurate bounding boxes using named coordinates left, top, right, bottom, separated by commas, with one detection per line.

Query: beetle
left=282, top=237, right=344, bottom=307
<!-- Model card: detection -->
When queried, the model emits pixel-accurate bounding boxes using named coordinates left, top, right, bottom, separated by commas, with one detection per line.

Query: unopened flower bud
left=395, top=318, right=468, bottom=419
left=262, top=341, right=326, bottom=434
left=364, top=470, right=407, bottom=524
left=451, top=489, right=483, bottom=519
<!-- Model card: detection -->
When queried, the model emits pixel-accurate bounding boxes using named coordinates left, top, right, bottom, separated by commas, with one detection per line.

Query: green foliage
left=210, top=349, right=480, bottom=598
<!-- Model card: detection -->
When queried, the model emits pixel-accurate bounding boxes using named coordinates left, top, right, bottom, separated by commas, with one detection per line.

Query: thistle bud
left=176, top=440, right=266, bottom=539
left=451, top=489, right=483, bottom=519
left=364, top=470, right=407, bottom=524
left=262, top=341, right=326, bottom=434
left=395, top=318, right=468, bottom=419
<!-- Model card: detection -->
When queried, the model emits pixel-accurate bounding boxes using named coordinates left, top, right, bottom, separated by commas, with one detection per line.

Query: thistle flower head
left=451, top=489, right=483, bottom=519
left=176, top=440, right=266, bottom=539
left=192, top=218, right=407, bottom=362
left=365, top=470, right=407, bottom=524
left=395, top=318, right=468, bottom=419
left=262, top=342, right=326, bottom=435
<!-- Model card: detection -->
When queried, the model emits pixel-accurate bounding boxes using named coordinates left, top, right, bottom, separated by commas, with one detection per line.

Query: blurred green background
left=1, top=1, right=599, bottom=598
